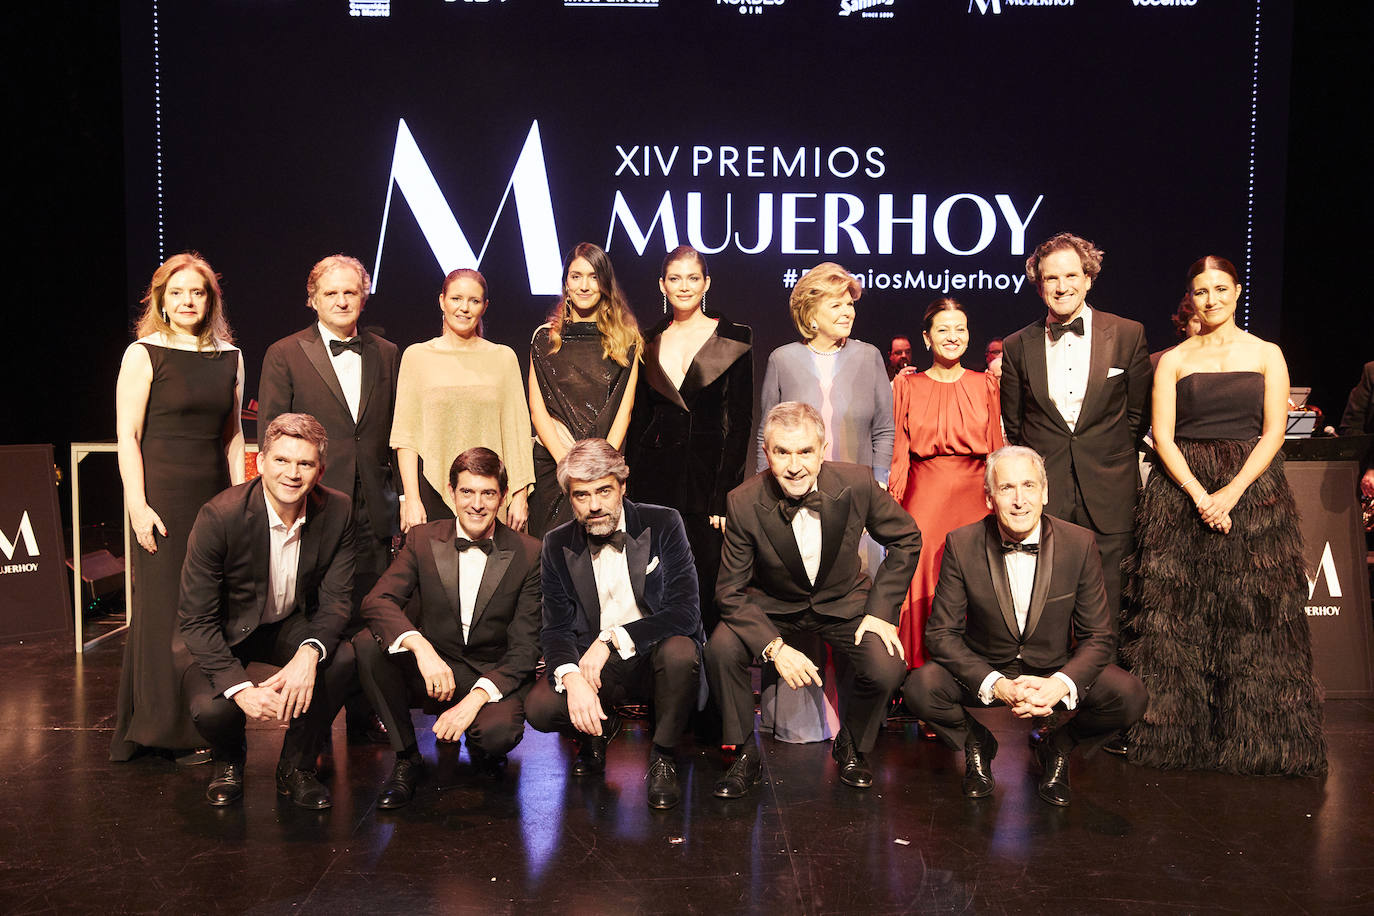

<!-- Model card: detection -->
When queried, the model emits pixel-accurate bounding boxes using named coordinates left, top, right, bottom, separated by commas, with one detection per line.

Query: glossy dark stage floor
left=2, top=632, right=1371, bottom=916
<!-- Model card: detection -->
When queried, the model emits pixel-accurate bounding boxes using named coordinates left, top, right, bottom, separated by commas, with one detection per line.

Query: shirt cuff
left=1052, top=672, right=1078, bottom=710
left=223, top=681, right=254, bottom=700
left=601, top=627, right=637, bottom=660
left=553, top=663, right=579, bottom=693
left=300, top=638, right=326, bottom=663
left=389, top=630, right=422, bottom=654
left=472, top=677, right=502, bottom=704
left=978, top=671, right=1005, bottom=706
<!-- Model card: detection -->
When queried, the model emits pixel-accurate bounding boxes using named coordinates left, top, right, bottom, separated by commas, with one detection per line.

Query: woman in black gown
left=111, top=252, right=244, bottom=761
left=1124, top=255, right=1326, bottom=775
left=526, top=242, right=641, bottom=538
left=627, top=246, right=752, bottom=634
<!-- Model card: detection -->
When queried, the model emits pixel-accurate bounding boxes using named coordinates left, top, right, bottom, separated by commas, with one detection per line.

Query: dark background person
left=984, top=338, right=1003, bottom=382
left=353, top=447, right=542, bottom=809
left=179, top=414, right=357, bottom=808
left=1001, top=232, right=1152, bottom=628
left=887, top=335, right=912, bottom=381
left=1124, top=256, right=1326, bottom=776
left=111, top=252, right=244, bottom=763
left=903, top=446, right=1146, bottom=807
left=627, top=245, right=752, bottom=635
left=527, top=243, right=641, bottom=538
left=1338, top=360, right=1374, bottom=503
left=392, top=268, right=534, bottom=533
left=889, top=298, right=1002, bottom=670
left=1149, top=295, right=1202, bottom=369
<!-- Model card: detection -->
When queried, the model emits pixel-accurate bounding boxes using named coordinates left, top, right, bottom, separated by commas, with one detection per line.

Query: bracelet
left=1178, top=476, right=1197, bottom=490
left=761, top=636, right=784, bottom=663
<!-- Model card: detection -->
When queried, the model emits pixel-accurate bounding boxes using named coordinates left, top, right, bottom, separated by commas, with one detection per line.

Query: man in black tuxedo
left=707, top=402, right=921, bottom=797
left=1001, top=233, right=1151, bottom=626
left=353, top=448, right=542, bottom=809
left=524, top=438, right=703, bottom=810
left=902, top=445, right=1146, bottom=806
left=180, top=414, right=356, bottom=809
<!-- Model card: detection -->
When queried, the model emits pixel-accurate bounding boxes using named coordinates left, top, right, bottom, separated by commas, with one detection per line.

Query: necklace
left=806, top=337, right=846, bottom=355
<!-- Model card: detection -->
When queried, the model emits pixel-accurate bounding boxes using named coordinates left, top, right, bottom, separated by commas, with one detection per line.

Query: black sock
left=651, top=744, right=675, bottom=762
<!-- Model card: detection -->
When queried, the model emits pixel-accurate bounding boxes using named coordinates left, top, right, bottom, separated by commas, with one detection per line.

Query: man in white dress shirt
left=524, top=439, right=704, bottom=809
left=901, top=446, right=1146, bottom=806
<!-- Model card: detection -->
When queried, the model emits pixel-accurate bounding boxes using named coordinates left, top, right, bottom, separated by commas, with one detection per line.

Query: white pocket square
left=646, top=556, right=659, bottom=574
left=1107, top=367, right=1125, bottom=378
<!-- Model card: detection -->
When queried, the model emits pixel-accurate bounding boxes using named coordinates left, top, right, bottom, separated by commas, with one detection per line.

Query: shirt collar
left=1000, top=521, right=1041, bottom=547
left=263, top=492, right=307, bottom=535
left=1045, top=305, right=1093, bottom=337
left=318, top=321, right=359, bottom=346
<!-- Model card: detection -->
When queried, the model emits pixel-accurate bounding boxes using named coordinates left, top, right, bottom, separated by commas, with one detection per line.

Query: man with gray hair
left=524, top=438, right=704, bottom=809
left=901, top=445, right=1146, bottom=806
left=708, top=402, right=921, bottom=797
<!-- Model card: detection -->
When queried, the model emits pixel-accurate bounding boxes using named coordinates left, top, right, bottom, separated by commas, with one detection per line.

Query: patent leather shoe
left=571, top=714, right=621, bottom=777
left=831, top=727, right=874, bottom=789
left=1035, top=740, right=1073, bottom=807
left=377, top=756, right=424, bottom=809
left=1103, top=733, right=1129, bottom=756
left=646, top=755, right=681, bottom=809
left=275, top=761, right=332, bottom=810
left=205, top=760, right=244, bottom=806
left=713, top=750, right=762, bottom=799
left=961, top=729, right=998, bottom=798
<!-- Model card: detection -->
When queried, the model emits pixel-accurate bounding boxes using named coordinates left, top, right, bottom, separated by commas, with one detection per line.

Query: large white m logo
left=1307, top=541, right=1342, bottom=599
left=968, top=0, right=1001, bottom=13
left=372, top=119, right=563, bottom=295
left=0, top=511, right=39, bottom=561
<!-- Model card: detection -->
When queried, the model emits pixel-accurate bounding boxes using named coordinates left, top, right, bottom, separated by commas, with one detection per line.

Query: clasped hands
left=1193, top=485, right=1238, bottom=534
left=232, top=645, right=320, bottom=722
left=992, top=675, right=1068, bottom=718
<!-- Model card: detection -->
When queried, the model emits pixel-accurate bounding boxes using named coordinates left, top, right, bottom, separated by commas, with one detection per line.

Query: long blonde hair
left=134, top=252, right=234, bottom=349
left=545, top=242, right=640, bottom=366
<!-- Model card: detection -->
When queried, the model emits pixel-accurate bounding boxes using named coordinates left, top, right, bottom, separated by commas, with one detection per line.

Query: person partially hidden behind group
left=179, top=413, right=358, bottom=809
left=352, top=447, right=543, bottom=809
left=708, top=402, right=921, bottom=797
left=902, top=445, right=1147, bottom=806
left=524, top=439, right=704, bottom=809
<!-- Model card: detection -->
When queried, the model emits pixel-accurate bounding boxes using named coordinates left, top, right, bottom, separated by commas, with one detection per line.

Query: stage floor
left=1, top=631, right=1370, bottom=915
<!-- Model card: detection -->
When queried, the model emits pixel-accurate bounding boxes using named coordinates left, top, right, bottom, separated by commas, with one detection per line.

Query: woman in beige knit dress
left=392, top=268, right=535, bottom=531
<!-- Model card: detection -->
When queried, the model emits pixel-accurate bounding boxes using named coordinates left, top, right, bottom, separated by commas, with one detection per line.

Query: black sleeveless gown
left=1123, top=371, right=1326, bottom=775
left=110, top=343, right=237, bottom=761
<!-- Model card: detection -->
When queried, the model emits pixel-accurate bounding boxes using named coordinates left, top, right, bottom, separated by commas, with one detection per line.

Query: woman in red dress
left=889, top=298, right=1003, bottom=668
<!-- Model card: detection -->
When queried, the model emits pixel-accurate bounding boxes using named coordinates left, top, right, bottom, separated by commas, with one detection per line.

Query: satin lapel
left=471, top=545, right=512, bottom=633
left=982, top=518, right=1020, bottom=639
left=642, top=335, right=688, bottom=411
left=1023, top=518, right=1055, bottom=639
left=432, top=522, right=462, bottom=630
left=247, top=482, right=269, bottom=612
left=754, top=495, right=809, bottom=590
left=564, top=540, right=601, bottom=633
left=1024, top=325, right=1072, bottom=434
left=297, top=330, right=349, bottom=415
left=683, top=333, right=750, bottom=396
left=356, top=334, right=380, bottom=424
left=813, top=469, right=848, bottom=589
left=292, top=488, right=327, bottom=610
left=1078, top=312, right=1114, bottom=426
left=626, top=515, right=651, bottom=610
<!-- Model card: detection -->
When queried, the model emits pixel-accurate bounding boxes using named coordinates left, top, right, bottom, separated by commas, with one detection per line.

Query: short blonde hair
left=789, top=262, right=861, bottom=340
left=135, top=252, right=233, bottom=350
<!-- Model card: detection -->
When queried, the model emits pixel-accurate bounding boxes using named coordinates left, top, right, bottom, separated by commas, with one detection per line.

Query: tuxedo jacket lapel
left=683, top=333, right=750, bottom=396
left=642, top=335, right=689, bottom=411
left=356, top=334, right=379, bottom=424
left=626, top=524, right=652, bottom=608
left=432, top=525, right=463, bottom=637
left=753, top=498, right=809, bottom=590
left=1025, top=325, right=1072, bottom=434
left=981, top=519, right=1021, bottom=640
left=814, top=475, right=848, bottom=590
left=1078, top=313, right=1115, bottom=426
left=298, top=329, right=351, bottom=418
left=470, top=544, right=513, bottom=633
left=564, top=541, right=601, bottom=633
left=247, top=483, right=270, bottom=614
left=1023, top=518, right=1056, bottom=639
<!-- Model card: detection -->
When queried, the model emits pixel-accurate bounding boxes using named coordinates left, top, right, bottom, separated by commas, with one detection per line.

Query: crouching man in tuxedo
left=902, top=445, right=1147, bottom=806
left=180, top=413, right=356, bottom=809
left=525, top=438, right=704, bottom=810
left=352, top=447, right=542, bottom=809
left=707, top=402, right=921, bottom=797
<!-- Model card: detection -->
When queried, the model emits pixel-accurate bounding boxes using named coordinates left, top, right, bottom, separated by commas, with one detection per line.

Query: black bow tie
left=454, top=537, right=493, bottom=555
left=779, top=490, right=823, bottom=523
left=1001, top=541, right=1039, bottom=555
left=587, top=529, right=628, bottom=556
left=329, top=337, right=363, bottom=356
left=1047, top=316, right=1084, bottom=341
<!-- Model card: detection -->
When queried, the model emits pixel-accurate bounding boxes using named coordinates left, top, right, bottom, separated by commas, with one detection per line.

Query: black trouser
left=525, top=635, right=700, bottom=749
left=901, top=658, right=1147, bottom=754
left=184, top=615, right=354, bottom=769
left=706, top=611, right=907, bottom=754
left=1068, top=466, right=1133, bottom=635
left=352, top=631, right=527, bottom=756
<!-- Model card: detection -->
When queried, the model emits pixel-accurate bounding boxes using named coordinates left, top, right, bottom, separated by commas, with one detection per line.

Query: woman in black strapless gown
left=111, top=253, right=244, bottom=761
left=1123, top=256, right=1325, bottom=776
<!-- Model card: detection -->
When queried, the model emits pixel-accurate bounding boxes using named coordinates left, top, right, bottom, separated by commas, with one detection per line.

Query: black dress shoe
left=962, top=730, right=998, bottom=799
left=275, top=762, right=333, bottom=810
left=1102, top=733, right=1129, bottom=756
left=1035, top=741, right=1073, bottom=807
left=205, top=760, right=244, bottom=806
left=646, top=756, right=681, bottom=809
left=831, top=728, right=874, bottom=789
left=571, top=715, right=621, bottom=777
left=347, top=714, right=390, bottom=746
left=713, top=750, right=762, bottom=799
left=377, top=756, right=424, bottom=809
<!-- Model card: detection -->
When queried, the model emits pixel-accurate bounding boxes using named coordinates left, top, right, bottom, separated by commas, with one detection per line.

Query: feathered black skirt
left=1122, top=439, right=1327, bottom=776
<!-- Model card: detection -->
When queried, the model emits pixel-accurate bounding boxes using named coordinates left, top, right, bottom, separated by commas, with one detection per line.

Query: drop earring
left=810, top=320, right=818, bottom=330
left=160, top=309, right=169, bottom=324
left=701, top=291, right=707, bottom=315
left=662, top=293, right=667, bottom=315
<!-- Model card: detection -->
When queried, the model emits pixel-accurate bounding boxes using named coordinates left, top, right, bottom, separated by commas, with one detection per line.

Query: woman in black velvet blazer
left=627, top=246, right=753, bottom=633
